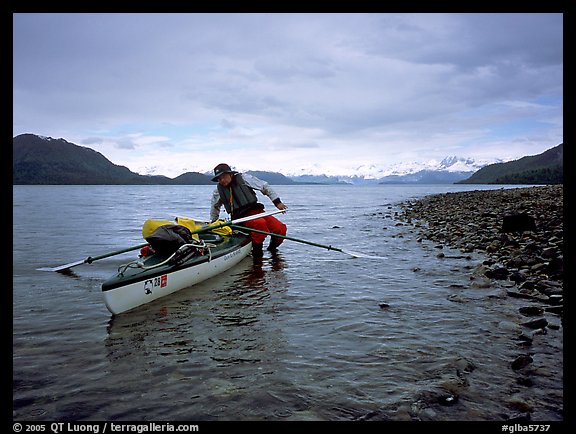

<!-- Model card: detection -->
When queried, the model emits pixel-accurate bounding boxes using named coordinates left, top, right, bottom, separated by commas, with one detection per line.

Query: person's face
left=217, top=172, right=233, bottom=187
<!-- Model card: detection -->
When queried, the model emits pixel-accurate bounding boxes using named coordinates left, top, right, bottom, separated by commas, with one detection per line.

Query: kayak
left=35, top=209, right=286, bottom=315
left=101, top=230, right=252, bottom=315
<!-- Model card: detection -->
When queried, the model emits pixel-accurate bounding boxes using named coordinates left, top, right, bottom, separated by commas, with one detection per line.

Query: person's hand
left=276, top=202, right=287, bottom=211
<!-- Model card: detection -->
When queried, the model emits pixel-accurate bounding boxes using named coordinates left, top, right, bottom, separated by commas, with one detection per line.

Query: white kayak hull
left=102, top=236, right=252, bottom=315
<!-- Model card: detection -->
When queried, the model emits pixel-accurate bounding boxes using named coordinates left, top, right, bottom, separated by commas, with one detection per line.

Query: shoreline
left=396, top=185, right=564, bottom=420
left=397, top=185, right=563, bottom=308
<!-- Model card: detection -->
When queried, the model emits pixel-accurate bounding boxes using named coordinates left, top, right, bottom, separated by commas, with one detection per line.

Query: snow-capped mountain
left=285, top=156, right=500, bottom=184
left=131, top=155, right=499, bottom=184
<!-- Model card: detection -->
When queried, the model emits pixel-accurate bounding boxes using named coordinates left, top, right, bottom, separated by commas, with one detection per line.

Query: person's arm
left=242, top=173, right=287, bottom=209
left=210, top=189, right=224, bottom=222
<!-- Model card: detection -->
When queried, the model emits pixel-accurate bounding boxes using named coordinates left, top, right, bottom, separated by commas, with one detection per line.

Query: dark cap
left=211, top=163, right=236, bottom=182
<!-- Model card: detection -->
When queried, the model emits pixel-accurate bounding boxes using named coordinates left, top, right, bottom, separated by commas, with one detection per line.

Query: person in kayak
left=210, top=163, right=288, bottom=257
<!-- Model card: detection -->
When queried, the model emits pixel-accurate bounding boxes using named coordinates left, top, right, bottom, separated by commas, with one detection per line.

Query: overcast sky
left=13, top=13, right=563, bottom=177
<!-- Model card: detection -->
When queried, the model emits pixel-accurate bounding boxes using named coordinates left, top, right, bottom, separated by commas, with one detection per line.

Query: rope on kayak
left=117, top=240, right=215, bottom=275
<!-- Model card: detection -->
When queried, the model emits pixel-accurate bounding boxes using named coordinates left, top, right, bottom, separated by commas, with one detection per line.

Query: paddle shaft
left=229, top=225, right=348, bottom=254
left=38, top=208, right=286, bottom=272
left=86, top=243, right=148, bottom=263
left=74, top=219, right=243, bottom=264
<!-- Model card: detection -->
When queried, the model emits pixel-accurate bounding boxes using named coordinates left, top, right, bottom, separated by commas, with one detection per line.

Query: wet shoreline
left=396, top=185, right=564, bottom=421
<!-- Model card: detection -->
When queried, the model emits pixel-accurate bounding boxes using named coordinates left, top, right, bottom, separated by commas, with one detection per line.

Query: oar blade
left=36, top=259, right=87, bottom=272
left=340, top=249, right=388, bottom=259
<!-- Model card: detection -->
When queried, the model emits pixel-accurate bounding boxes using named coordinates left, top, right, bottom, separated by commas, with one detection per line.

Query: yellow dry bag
left=142, top=218, right=200, bottom=241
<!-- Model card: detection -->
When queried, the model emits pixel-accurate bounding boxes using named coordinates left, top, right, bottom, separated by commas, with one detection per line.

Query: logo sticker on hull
left=143, top=274, right=168, bottom=295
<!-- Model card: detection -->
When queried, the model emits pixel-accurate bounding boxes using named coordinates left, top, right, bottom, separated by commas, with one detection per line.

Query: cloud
left=13, top=13, right=563, bottom=177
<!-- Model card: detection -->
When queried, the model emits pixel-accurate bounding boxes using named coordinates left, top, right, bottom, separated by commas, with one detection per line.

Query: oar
left=229, top=225, right=386, bottom=259
left=36, top=243, right=150, bottom=272
left=205, top=208, right=286, bottom=227
left=37, top=208, right=287, bottom=272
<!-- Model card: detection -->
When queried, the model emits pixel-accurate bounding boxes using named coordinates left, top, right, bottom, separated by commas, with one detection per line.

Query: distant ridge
left=170, top=172, right=213, bottom=185
left=12, top=134, right=212, bottom=185
left=457, top=143, right=563, bottom=184
left=246, top=170, right=298, bottom=185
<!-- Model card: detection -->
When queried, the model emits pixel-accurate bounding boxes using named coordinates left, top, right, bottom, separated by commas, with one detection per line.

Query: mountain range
left=12, top=134, right=562, bottom=185
left=287, top=156, right=487, bottom=185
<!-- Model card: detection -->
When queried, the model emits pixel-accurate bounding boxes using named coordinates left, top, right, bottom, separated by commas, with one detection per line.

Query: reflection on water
left=102, top=255, right=297, bottom=420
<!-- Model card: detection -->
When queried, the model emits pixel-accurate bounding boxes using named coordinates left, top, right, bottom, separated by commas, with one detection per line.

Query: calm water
left=13, top=184, right=563, bottom=421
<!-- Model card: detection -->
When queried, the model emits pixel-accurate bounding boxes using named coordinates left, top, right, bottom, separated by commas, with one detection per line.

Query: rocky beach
left=396, top=185, right=564, bottom=421
left=398, top=185, right=563, bottom=308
